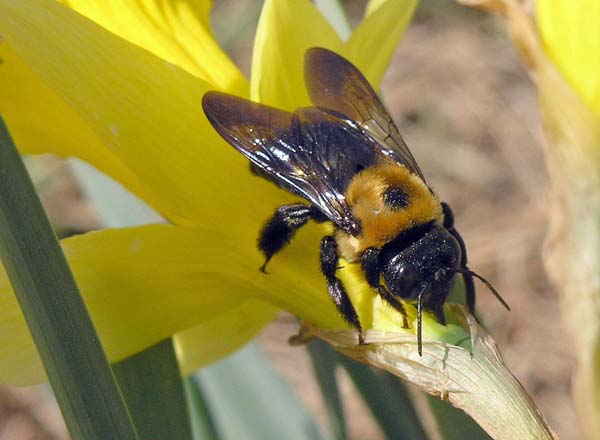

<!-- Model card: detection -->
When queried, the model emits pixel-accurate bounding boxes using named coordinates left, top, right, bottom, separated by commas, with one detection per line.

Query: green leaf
left=194, top=343, right=327, bottom=440
left=112, top=339, right=193, bottom=440
left=184, top=377, right=221, bottom=440
left=337, top=355, right=429, bottom=439
left=307, top=339, right=348, bottom=440
left=0, top=116, right=138, bottom=439
left=427, top=395, right=492, bottom=440
left=70, top=159, right=193, bottom=439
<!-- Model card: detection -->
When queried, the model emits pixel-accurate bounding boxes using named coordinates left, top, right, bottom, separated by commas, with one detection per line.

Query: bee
left=203, top=47, right=509, bottom=355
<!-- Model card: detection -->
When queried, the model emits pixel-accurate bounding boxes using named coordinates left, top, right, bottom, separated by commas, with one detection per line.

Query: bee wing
left=304, top=47, right=426, bottom=182
left=203, top=91, right=374, bottom=234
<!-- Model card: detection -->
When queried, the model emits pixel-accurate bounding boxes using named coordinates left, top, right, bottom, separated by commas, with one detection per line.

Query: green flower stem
left=113, top=338, right=193, bottom=440
left=0, top=117, right=138, bottom=440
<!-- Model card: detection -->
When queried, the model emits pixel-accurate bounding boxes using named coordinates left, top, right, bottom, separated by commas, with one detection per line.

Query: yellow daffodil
left=461, top=0, right=600, bottom=438
left=536, top=2, right=600, bottom=439
left=537, top=0, right=600, bottom=120
left=0, top=0, right=418, bottom=385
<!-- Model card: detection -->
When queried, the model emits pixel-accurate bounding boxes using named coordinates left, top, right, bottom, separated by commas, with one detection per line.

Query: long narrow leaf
left=0, top=117, right=138, bottom=439
left=427, top=395, right=492, bottom=440
left=113, top=339, right=193, bottom=440
left=184, top=377, right=221, bottom=440
left=337, top=355, right=429, bottom=439
left=307, top=339, right=348, bottom=440
left=195, top=343, right=327, bottom=440
left=70, top=159, right=193, bottom=439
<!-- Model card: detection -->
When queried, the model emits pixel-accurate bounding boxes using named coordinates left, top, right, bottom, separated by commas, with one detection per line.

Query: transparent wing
left=203, top=91, right=376, bottom=234
left=304, top=47, right=426, bottom=182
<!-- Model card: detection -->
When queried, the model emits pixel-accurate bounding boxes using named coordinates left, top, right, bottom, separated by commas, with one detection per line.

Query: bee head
left=383, top=261, right=421, bottom=300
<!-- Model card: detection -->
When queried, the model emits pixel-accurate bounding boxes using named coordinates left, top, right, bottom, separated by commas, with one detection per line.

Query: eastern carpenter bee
left=203, top=47, right=509, bottom=355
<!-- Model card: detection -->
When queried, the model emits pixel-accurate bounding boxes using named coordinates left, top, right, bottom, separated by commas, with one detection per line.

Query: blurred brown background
left=0, top=1, right=575, bottom=439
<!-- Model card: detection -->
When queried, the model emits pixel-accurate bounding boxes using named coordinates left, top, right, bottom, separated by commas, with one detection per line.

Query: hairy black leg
left=258, top=203, right=318, bottom=273
left=361, top=248, right=409, bottom=329
left=320, top=236, right=364, bottom=344
left=441, top=201, right=454, bottom=229
left=441, top=202, right=476, bottom=314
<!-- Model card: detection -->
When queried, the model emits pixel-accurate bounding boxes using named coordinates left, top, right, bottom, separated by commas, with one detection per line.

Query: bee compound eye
left=383, top=186, right=410, bottom=210
left=384, top=262, right=419, bottom=299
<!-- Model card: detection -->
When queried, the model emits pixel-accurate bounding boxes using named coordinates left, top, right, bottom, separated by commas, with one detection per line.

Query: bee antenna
left=455, top=269, right=511, bottom=311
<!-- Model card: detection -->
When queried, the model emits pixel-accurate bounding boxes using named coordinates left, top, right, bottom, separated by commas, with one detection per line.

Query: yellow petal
left=59, top=0, right=247, bottom=94
left=0, top=43, right=146, bottom=198
left=251, top=0, right=416, bottom=110
left=0, top=225, right=299, bottom=385
left=0, top=0, right=263, bottom=226
left=536, top=0, right=600, bottom=118
left=365, top=0, right=388, bottom=16
left=343, top=0, right=418, bottom=88
left=175, top=300, right=278, bottom=376
left=250, top=0, right=342, bottom=109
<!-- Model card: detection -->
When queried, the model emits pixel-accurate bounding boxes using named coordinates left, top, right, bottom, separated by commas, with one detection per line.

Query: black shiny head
left=379, top=224, right=462, bottom=354
left=380, top=225, right=461, bottom=298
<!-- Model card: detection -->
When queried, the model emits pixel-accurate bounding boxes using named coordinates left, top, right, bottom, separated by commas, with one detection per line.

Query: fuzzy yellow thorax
left=336, top=163, right=442, bottom=260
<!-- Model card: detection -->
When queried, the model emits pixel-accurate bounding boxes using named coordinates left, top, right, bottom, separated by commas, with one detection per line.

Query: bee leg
left=320, top=235, right=365, bottom=344
left=361, top=248, right=409, bottom=329
left=258, top=203, right=318, bottom=273
left=453, top=231, right=476, bottom=314
left=441, top=201, right=455, bottom=229
left=441, top=202, right=476, bottom=315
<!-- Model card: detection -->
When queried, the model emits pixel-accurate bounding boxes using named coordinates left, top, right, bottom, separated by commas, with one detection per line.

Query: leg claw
left=358, top=331, right=367, bottom=345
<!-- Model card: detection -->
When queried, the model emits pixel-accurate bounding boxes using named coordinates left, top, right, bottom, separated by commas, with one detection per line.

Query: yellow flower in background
left=460, top=0, right=600, bottom=438
left=536, top=0, right=600, bottom=119
left=0, top=0, right=418, bottom=385
left=535, top=2, right=600, bottom=439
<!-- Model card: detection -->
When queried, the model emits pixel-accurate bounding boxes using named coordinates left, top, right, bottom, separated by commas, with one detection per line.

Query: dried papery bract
left=296, top=306, right=556, bottom=440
